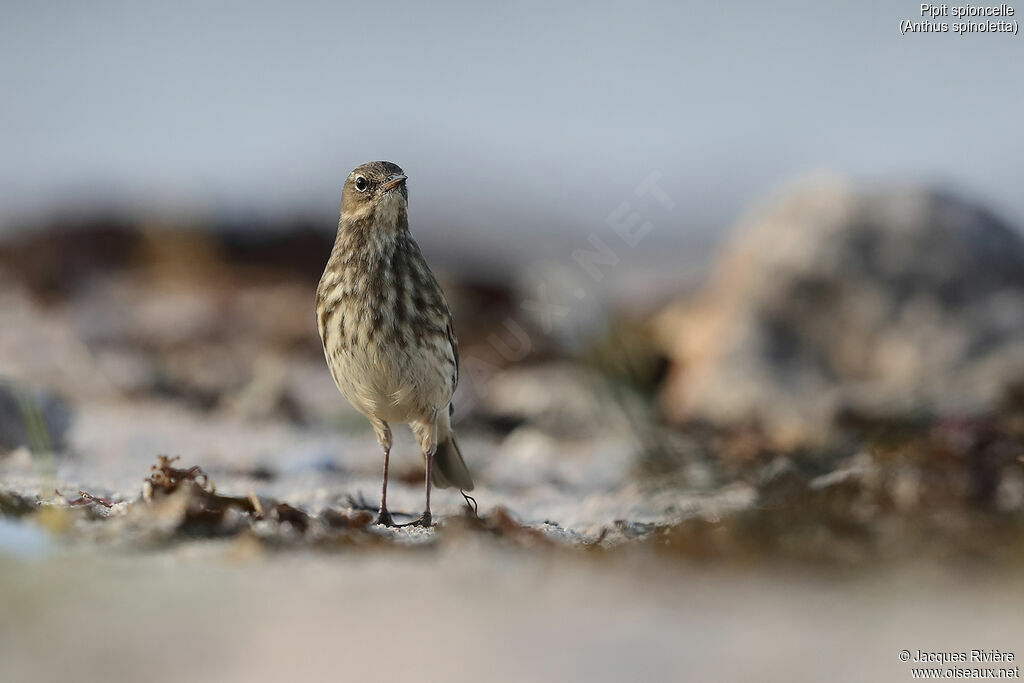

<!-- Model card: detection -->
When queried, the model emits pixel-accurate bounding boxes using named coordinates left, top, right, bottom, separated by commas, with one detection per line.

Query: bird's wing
left=447, top=315, right=459, bottom=389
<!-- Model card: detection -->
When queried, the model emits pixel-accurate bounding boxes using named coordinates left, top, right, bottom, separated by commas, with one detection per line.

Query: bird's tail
left=432, top=433, right=474, bottom=491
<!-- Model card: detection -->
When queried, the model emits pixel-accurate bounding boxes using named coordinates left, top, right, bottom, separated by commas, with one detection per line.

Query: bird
left=316, top=161, right=473, bottom=527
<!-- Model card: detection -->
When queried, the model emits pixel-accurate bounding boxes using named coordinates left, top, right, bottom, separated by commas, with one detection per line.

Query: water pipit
left=316, top=161, right=473, bottom=527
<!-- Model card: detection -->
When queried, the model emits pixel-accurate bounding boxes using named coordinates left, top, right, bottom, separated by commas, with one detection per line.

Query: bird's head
left=340, top=161, right=408, bottom=224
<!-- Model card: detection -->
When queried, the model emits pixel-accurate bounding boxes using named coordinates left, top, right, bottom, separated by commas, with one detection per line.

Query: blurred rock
left=474, top=363, right=639, bottom=439
left=0, top=274, right=117, bottom=401
left=756, top=456, right=809, bottom=507
left=657, top=177, right=1024, bottom=448
left=0, top=490, right=38, bottom=517
left=0, top=218, right=141, bottom=300
left=0, top=381, right=72, bottom=454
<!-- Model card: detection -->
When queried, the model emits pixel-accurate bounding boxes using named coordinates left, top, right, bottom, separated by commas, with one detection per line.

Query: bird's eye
left=354, top=176, right=368, bottom=192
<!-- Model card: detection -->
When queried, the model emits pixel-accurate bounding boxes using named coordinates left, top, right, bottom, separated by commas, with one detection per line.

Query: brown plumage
left=316, top=161, right=472, bottom=527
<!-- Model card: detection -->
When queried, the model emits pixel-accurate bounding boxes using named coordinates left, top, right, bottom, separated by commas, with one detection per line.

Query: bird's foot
left=375, top=509, right=396, bottom=527
left=397, top=511, right=432, bottom=528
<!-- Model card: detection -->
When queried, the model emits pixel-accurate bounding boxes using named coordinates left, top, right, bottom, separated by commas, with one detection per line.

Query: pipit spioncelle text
left=316, top=161, right=473, bottom=527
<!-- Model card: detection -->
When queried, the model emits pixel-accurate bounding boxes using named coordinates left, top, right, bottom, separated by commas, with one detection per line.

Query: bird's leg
left=377, top=445, right=395, bottom=526
left=419, top=448, right=433, bottom=527
left=371, top=421, right=395, bottom=526
left=405, top=416, right=436, bottom=527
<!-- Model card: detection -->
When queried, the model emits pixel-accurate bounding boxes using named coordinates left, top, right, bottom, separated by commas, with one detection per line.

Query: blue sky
left=2, top=1, right=1021, bottom=263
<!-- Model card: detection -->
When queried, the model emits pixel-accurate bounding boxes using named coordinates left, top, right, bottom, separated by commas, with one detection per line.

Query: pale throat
left=374, top=192, right=407, bottom=227
left=336, top=193, right=409, bottom=260
left=342, top=192, right=407, bottom=227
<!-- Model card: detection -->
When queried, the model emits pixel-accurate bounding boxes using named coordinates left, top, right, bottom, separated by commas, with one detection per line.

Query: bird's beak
left=381, top=174, right=407, bottom=192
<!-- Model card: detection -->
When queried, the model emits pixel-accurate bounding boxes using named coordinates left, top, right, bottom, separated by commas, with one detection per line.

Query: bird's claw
left=375, top=509, right=396, bottom=527
left=397, top=511, right=432, bottom=528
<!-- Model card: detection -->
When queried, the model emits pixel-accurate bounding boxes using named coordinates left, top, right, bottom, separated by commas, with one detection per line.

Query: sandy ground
left=2, top=537, right=1023, bottom=683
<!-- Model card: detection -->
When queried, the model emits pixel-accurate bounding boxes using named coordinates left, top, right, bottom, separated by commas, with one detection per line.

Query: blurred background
left=2, top=2, right=1023, bottom=682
